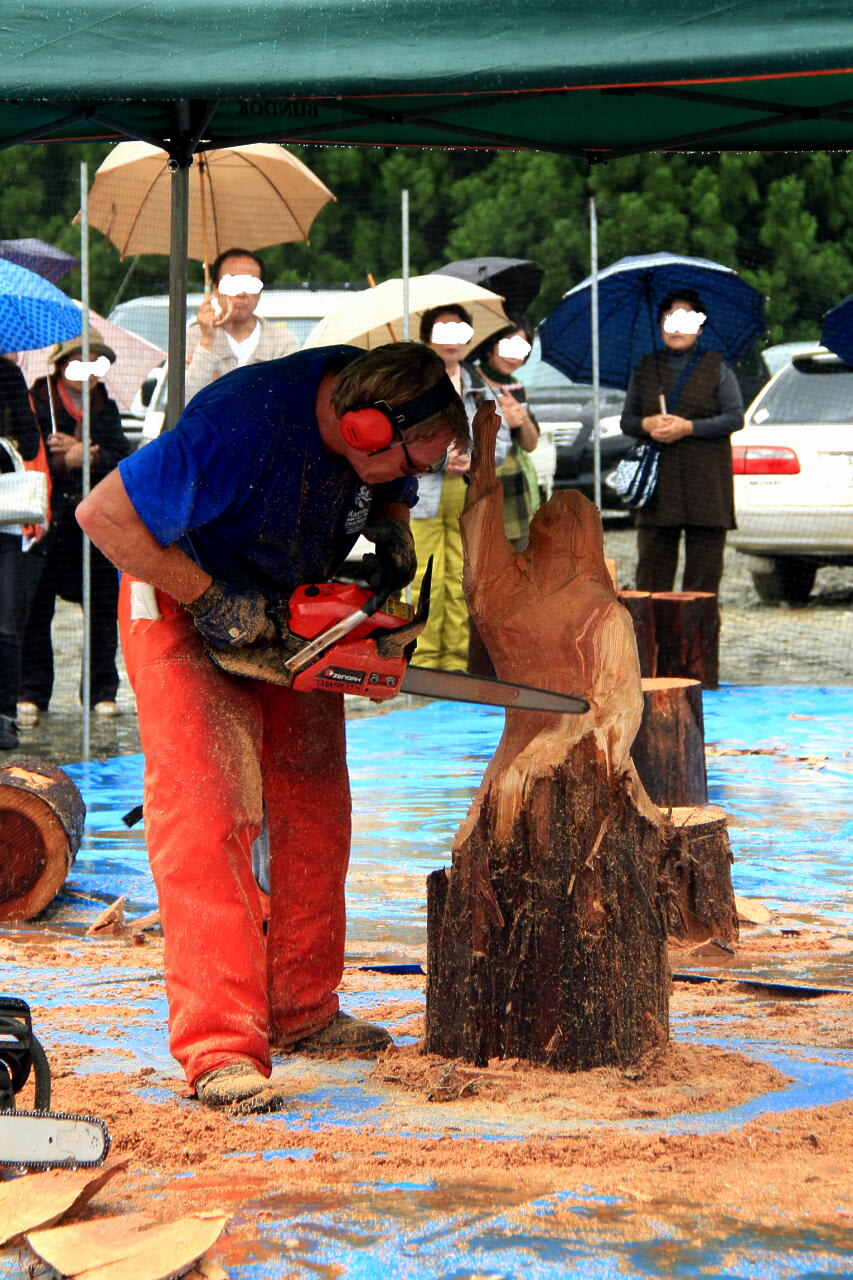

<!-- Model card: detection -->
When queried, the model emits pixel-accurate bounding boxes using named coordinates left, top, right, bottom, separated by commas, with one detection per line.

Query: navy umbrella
left=539, top=252, right=766, bottom=389
left=820, top=294, right=853, bottom=364
left=433, top=257, right=544, bottom=319
left=0, top=237, right=78, bottom=284
left=0, top=258, right=83, bottom=354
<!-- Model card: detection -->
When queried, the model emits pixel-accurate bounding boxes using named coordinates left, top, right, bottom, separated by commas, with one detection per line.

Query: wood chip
left=0, top=1158, right=128, bottom=1246
left=86, top=896, right=127, bottom=937
left=27, top=1210, right=229, bottom=1280
left=734, top=895, right=772, bottom=925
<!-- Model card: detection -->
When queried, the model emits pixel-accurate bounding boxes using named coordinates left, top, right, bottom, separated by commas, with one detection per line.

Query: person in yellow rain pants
left=410, top=304, right=510, bottom=670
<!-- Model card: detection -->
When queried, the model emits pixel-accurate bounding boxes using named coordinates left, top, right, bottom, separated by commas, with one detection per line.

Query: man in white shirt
left=185, top=248, right=299, bottom=401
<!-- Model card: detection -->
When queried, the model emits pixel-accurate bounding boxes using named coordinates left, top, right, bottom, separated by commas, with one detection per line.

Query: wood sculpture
left=425, top=403, right=670, bottom=1069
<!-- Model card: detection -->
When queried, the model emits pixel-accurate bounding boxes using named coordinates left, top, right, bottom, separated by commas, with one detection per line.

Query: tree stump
left=632, top=677, right=708, bottom=807
left=652, top=592, right=719, bottom=689
left=0, top=761, right=85, bottom=922
left=425, top=402, right=670, bottom=1070
left=662, top=805, right=738, bottom=945
left=617, top=591, right=657, bottom=677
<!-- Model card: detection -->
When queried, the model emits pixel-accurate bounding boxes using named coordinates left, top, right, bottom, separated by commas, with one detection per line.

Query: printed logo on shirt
left=344, top=484, right=371, bottom=535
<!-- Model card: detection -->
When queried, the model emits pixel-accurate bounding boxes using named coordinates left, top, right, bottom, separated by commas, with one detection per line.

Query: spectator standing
left=185, top=248, right=299, bottom=401
left=410, top=305, right=510, bottom=671
left=471, top=321, right=541, bottom=551
left=0, top=357, right=40, bottom=748
left=619, top=290, right=744, bottom=595
left=18, top=331, right=131, bottom=724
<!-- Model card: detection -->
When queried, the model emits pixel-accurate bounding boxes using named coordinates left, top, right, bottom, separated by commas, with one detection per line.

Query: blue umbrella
left=0, top=258, right=83, bottom=354
left=0, top=237, right=78, bottom=284
left=820, top=294, right=853, bottom=364
left=539, top=252, right=766, bottom=389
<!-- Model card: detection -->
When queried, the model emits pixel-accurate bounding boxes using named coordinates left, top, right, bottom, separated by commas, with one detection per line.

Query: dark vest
left=634, top=350, right=735, bottom=529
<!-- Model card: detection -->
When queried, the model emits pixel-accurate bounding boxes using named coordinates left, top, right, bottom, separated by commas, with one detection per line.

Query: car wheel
left=750, top=557, right=817, bottom=604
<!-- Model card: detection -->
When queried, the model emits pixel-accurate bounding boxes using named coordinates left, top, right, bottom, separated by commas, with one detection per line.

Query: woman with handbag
left=0, top=356, right=41, bottom=749
left=619, top=290, right=745, bottom=595
left=18, top=331, right=131, bottom=725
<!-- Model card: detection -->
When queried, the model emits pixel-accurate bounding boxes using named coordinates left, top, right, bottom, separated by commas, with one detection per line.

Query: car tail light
left=732, top=446, right=801, bottom=475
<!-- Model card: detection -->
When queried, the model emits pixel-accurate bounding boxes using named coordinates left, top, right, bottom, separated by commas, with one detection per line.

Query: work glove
left=185, top=580, right=271, bottom=650
left=360, top=520, right=417, bottom=593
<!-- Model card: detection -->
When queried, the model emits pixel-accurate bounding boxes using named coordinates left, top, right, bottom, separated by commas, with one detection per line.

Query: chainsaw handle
left=283, top=586, right=392, bottom=675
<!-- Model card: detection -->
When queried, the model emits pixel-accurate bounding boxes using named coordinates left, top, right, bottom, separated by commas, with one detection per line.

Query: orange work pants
left=118, top=578, right=351, bottom=1087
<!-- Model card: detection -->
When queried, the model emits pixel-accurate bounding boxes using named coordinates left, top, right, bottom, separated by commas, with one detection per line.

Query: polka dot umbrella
left=0, top=258, right=83, bottom=355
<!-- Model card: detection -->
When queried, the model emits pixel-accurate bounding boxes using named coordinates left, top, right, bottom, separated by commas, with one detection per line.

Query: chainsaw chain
left=0, top=1108, right=111, bottom=1169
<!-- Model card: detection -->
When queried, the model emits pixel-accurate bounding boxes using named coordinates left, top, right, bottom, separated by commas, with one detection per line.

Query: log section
left=662, top=804, right=738, bottom=945
left=0, top=761, right=86, bottom=921
left=425, top=402, right=670, bottom=1069
left=617, top=591, right=657, bottom=678
left=652, top=592, right=719, bottom=689
left=632, top=677, right=708, bottom=807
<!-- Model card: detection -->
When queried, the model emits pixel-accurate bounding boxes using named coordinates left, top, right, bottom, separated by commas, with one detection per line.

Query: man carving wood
left=426, top=401, right=670, bottom=1069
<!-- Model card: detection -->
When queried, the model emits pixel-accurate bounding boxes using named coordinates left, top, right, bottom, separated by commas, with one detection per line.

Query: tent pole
left=79, top=161, right=92, bottom=759
left=401, top=189, right=410, bottom=340
left=589, top=196, right=601, bottom=511
left=165, top=158, right=190, bottom=431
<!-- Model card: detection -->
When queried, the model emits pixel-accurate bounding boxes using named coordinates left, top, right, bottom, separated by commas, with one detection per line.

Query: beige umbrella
left=83, top=141, right=335, bottom=280
left=302, top=274, right=510, bottom=351
left=14, top=303, right=166, bottom=412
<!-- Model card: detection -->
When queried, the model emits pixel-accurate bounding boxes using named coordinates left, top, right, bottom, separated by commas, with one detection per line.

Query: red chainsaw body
left=288, top=582, right=415, bottom=701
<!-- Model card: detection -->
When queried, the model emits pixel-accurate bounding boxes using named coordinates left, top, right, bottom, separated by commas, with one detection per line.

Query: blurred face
left=57, top=355, right=100, bottom=392
left=427, top=311, right=473, bottom=367
left=488, top=329, right=532, bottom=378
left=340, top=424, right=455, bottom=484
left=214, top=254, right=263, bottom=321
left=660, top=300, right=703, bottom=352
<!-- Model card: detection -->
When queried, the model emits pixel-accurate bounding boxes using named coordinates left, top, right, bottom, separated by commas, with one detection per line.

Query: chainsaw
left=0, top=997, right=110, bottom=1169
left=207, top=560, right=589, bottom=715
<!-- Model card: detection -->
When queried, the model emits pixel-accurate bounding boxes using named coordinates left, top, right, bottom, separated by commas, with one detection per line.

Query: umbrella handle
left=366, top=271, right=398, bottom=342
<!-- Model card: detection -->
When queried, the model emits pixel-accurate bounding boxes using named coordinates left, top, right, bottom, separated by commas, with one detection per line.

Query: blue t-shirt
left=119, top=345, right=418, bottom=595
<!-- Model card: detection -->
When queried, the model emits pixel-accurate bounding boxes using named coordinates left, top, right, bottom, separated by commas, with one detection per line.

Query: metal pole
left=401, top=189, right=410, bottom=341
left=165, top=159, right=190, bottom=431
left=590, top=196, right=602, bottom=511
left=79, top=162, right=91, bottom=758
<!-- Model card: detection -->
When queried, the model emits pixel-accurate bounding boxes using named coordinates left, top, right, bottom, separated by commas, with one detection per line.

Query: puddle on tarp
left=2, top=687, right=852, bottom=1280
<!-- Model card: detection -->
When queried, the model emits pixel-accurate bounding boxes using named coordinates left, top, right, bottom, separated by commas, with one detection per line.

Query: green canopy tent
left=4, top=0, right=853, bottom=413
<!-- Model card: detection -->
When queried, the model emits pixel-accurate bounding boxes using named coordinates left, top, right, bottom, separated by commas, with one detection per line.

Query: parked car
left=111, top=285, right=364, bottom=441
left=730, top=346, right=853, bottom=602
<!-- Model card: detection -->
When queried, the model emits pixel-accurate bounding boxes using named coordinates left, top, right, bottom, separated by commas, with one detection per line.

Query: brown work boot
left=195, top=1061, right=291, bottom=1114
left=291, top=1012, right=391, bottom=1058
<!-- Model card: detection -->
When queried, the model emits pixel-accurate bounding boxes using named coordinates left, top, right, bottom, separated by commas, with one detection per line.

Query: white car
left=731, top=346, right=853, bottom=602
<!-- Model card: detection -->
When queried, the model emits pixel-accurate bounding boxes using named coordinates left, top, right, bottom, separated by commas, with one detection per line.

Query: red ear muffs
left=339, top=406, right=395, bottom=452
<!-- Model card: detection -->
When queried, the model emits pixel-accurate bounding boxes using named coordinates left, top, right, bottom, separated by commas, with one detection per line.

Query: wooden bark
left=617, top=591, right=657, bottom=677
left=632, top=677, right=708, bottom=807
left=425, top=403, right=670, bottom=1070
left=651, top=591, right=720, bottom=689
left=662, top=805, right=739, bottom=945
left=0, top=761, right=85, bottom=922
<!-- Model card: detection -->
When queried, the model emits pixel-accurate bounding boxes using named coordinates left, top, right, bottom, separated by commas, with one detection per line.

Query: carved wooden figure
left=425, top=403, right=671, bottom=1069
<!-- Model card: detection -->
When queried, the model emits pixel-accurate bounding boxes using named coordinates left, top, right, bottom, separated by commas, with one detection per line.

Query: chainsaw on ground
left=208, top=561, right=589, bottom=716
left=0, top=997, right=110, bottom=1169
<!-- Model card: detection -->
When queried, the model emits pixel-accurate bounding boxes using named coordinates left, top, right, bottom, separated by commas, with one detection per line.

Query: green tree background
left=1, top=141, right=851, bottom=347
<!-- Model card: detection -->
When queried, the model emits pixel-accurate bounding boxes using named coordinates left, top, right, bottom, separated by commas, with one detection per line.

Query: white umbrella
left=14, top=303, right=166, bottom=412
left=302, top=274, right=510, bottom=351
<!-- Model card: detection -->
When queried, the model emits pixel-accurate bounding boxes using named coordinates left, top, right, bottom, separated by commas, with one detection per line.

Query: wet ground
left=16, top=519, right=853, bottom=765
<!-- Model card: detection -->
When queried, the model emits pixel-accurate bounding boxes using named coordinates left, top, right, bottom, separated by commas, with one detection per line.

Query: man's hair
left=331, top=342, right=469, bottom=447
left=657, top=288, right=705, bottom=323
left=211, top=247, right=267, bottom=286
left=418, top=303, right=474, bottom=344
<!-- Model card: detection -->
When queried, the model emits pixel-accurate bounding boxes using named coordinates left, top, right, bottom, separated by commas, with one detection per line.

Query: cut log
left=426, top=402, right=670, bottom=1070
left=662, top=805, right=739, bottom=945
left=617, top=591, right=657, bottom=677
left=651, top=591, right=720, bottom=689
left=0, top=761, right=86, bottom=922
left=632, top=677, right=708, bottom=807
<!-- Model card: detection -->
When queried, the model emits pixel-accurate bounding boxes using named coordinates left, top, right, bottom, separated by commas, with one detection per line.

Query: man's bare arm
left=76, top=469, right=212, bottom=604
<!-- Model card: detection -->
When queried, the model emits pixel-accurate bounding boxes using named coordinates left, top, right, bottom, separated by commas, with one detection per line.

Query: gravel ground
left=15, top=519, right=852, bottom=765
